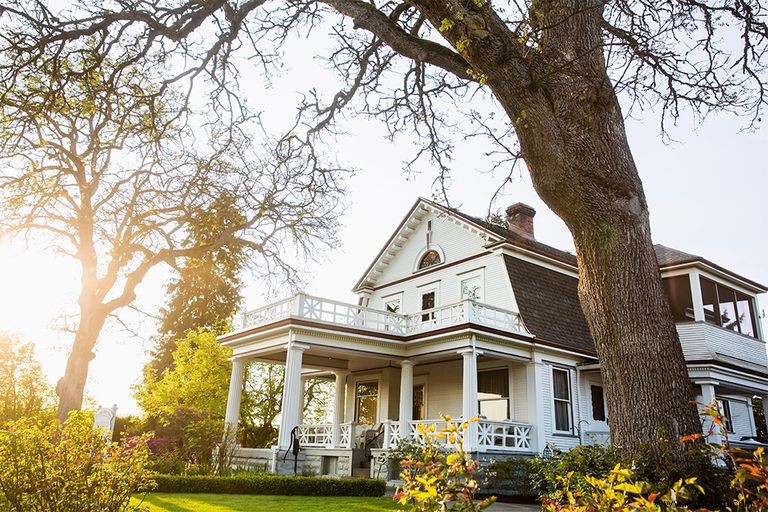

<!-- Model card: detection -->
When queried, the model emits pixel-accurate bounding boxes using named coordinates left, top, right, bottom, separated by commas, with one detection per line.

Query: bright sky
left=0, top=30, right=766, bottom=416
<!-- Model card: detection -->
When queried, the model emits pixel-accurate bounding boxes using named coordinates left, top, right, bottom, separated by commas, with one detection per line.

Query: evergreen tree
left=150, top=193, right=248, bottom=372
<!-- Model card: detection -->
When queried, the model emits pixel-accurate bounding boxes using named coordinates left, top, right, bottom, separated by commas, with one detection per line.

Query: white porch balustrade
left=298, top=422, right=356, bottom=448
left=238, top=293, right=526, bottom=337
left=295, top=418, right=533, bottom=453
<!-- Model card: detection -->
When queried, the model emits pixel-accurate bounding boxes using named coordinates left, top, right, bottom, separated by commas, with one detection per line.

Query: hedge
left=151, top=474, right=387, bottom=497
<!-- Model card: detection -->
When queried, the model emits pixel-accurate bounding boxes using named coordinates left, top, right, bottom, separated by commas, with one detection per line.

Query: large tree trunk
left=410, top=0, right=702, bottom=452
left=56, top=295, right=107, bottom=421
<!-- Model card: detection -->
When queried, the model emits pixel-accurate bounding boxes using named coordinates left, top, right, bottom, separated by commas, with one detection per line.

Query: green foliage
left=394, top=417, right=495, bottom=512
left=135, top=330, right=232, bottom=469
left=540, top=464, right=703, bottom=511
left=150, top=192, right=248, bottom=372
left=481, top=456, right=534, bottom=497
left=527, top=443, right=625, bottom=498
left=0, top=333, right=55, bottom=423
left=0, top=411, right=154, bottom=512
left=151, top=473, right=386, bottom=496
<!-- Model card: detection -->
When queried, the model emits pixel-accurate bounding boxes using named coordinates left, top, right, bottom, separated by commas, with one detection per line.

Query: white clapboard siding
left=373, top=210, right=490, bottom=286
left=677, top=323, right=768, bottom=368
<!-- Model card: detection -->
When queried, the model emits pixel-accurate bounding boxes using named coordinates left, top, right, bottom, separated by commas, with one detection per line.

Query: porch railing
left=297, top=422, right=355, bottom=448
left=382, top=419, right=532, bottom=453
left=239, top=293, right=526, bottom=337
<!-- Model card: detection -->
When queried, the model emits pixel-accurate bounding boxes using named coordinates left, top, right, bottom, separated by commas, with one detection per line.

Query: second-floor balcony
left=238, top=293, right=527, bottom=338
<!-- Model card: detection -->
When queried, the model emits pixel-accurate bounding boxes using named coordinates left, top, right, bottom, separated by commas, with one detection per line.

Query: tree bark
left=56, top=291, right=107, bottom=421
left=404, top=0, right=701, bottom=452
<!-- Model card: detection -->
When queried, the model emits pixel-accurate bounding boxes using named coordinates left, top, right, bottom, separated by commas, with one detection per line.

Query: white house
left=219, top=198, right=768, bottom=477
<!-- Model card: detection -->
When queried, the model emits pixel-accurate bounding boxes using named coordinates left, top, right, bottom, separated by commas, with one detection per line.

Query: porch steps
left=352, top=467, right=371, bottom=478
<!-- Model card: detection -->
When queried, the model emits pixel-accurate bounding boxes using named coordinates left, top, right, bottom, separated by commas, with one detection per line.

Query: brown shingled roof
left=503, top=254, right=596, bottom=355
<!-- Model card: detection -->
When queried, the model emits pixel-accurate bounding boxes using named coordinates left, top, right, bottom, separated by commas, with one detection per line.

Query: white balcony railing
left=239, top=293, right=525, bottom=338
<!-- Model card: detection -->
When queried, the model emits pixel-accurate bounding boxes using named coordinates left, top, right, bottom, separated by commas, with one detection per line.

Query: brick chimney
left=505, top=203, right=536, bottom=238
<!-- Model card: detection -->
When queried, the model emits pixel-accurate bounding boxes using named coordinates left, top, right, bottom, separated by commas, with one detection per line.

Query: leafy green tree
left=149, top=193, right=248, bottom=373
left=135, top=330, right=232, bottom=466
left=0, top=333, right=55, bottom=422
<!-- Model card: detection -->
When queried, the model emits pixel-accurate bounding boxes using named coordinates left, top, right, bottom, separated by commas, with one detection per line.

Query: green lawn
left=131, top=494, right=399, bottom=512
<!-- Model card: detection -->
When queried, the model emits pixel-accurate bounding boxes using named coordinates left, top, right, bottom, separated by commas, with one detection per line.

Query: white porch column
left=458, top=348, right=481, bottom=451
left=277, top=342, right=309, bottom=449
left=298, top=376, right=308, bottom=425
left=399, top=360, right=414, bottom=440
left=332, top=370, right=348, bottom=447
left=689, top=271, right=705, bottom=322
left=224, top=357, right=246, bottom=438
left=526, top=360, right=547, bottom=454
left=699, top=382, right=721, bottom=445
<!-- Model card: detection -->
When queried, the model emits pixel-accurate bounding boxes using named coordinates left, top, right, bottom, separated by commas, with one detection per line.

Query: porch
left=219, top=293, right=541, bottom=475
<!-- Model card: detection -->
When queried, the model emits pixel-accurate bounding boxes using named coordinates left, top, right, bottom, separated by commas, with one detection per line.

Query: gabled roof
left=353, top=198, right=505, bottom=292
left=354, top=199, right=767, bottom=294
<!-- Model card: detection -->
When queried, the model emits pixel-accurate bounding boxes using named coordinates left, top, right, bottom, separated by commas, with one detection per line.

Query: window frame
left=590, top=384, right=607, bottom=423
left=457, top=267, right=485, bottom=302
left=354, top=379, right=380, bottom=425
left=382, top=292, right=403, bottom=314
left=477, top=367, right=510, bottom=421
left=700, top=276, right=758, bottom=338
left=552, top=367, right=574, bottom=434
left=716, top=398, right=734, bottom=433
left=418, top=282, right=440, bottom=322
left=413, top=245, right=446, bottom=273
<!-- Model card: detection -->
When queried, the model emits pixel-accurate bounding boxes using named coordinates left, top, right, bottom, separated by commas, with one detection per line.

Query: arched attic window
left=418, top=250, right=442, bottom=270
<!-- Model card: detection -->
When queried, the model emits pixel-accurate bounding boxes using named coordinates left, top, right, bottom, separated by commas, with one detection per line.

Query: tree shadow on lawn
left=135, top=494, right=398, bottom=512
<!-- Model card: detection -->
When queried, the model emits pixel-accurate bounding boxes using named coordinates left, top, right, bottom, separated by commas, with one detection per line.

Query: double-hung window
left=355, top=381, right=379, bottom=425
left=552, top=368, right=573, bottom=433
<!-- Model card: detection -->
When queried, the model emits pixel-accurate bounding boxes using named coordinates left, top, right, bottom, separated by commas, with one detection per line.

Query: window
left=478, top=368, right=510, bottom=420
left=553, top=368, right=572, bottom=432
left=384, top=297, right=401, bottom=314
left=421, top=290, right=436, bottom=321
left=460, top=275, right=483, bottom=301
left=717, top=399, right=734, bottom=433
left=418, top=250, right=442, bottom=270
left=413, top=384, right=425, bottom=421
left=591, top=385, right=606, bottom=422
left=700, top=277, right=758, bottom=337
left=662, top=276, right=694, bottom=322
left=355, top=381, right=378, bottom=424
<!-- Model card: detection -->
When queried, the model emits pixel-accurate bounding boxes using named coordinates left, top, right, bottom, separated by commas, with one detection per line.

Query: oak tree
left=2, top=0, right=767, bottom=454
left=0, top=36, right=344, bottom=421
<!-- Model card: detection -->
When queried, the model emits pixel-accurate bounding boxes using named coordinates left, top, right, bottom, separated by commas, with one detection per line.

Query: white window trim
left=382, top=291, right=404, bottom=314
left=413, top=245, right=446, bottom=273
left=551, top=367, right=574, bottom=434
left=352, top=376, right=381, bottom=425
left=413, top=375, right=428, bottom=421
left=417, top=282, right=441, bottom=321
left=457, top=267, right=486, bottom=302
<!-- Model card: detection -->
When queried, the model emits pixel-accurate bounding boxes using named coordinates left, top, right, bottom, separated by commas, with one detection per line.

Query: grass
left=131, top=494, right=399, bottom=512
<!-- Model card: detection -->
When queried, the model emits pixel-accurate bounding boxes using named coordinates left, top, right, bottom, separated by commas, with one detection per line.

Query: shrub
left=0, top=411, right=155, bottom=512
left=151, top=473, right=386, bottom=496
left=481, top=456, right=535, bottom=497
left=527, top=443, right=625, bottom=499
left=393, top=416, right=495, bottom=512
